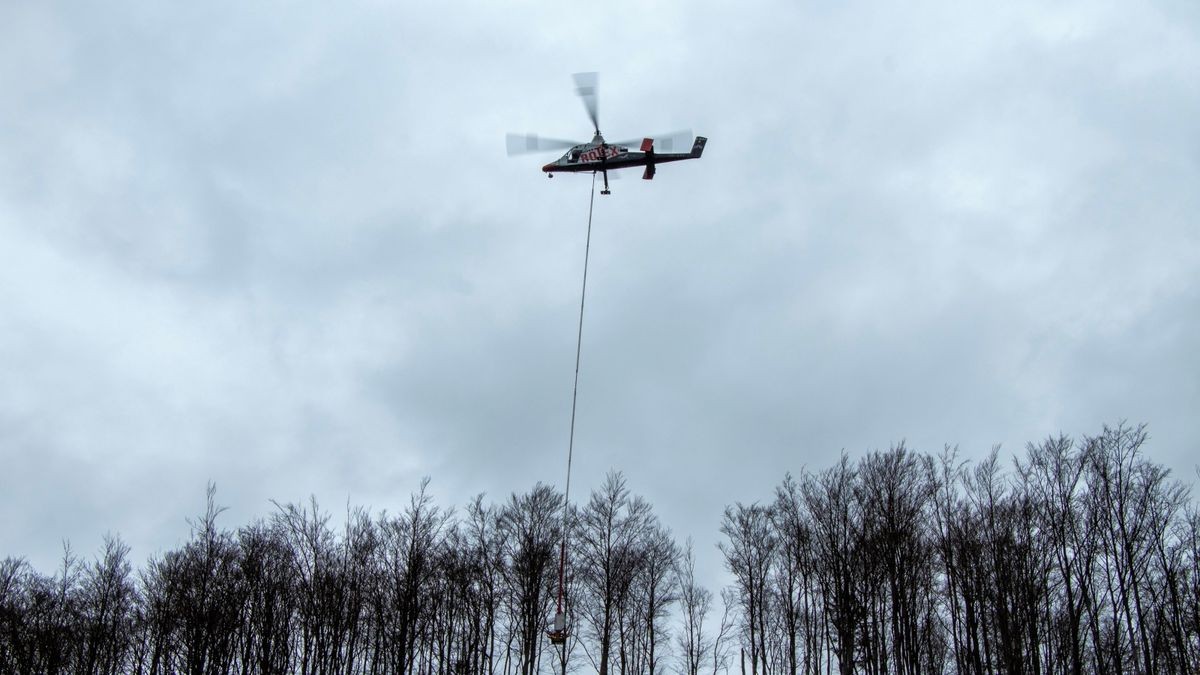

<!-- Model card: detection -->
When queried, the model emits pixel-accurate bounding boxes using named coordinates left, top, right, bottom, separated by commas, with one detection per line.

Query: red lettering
left=578, top=146, right=619, bottom=163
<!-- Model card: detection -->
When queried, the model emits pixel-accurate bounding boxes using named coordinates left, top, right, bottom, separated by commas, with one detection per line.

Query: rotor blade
left=506, top=133, right=582, bottom=156
left=573, top=72, right=599, bottom=134
left=609, top=130, right=693, bottom=152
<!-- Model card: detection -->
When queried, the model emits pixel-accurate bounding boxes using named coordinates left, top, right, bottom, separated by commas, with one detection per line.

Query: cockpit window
left=569, top=150, right=581, bottom=162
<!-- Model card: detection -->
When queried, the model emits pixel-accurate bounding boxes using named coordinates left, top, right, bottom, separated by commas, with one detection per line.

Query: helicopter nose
left=541, top=162, right=555, bottom=172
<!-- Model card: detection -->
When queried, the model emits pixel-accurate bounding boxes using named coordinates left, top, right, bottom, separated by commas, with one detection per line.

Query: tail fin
left=690, top=136, right=707, bottom=158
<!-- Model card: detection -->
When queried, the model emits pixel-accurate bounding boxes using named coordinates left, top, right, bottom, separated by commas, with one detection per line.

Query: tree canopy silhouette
left=1, top=423, right=1197, bottom=674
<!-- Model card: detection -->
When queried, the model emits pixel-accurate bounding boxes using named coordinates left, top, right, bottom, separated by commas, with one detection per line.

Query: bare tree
left=498, top=483, right=563, bottom=675
left=371, top=477, right=449, bottom=675
left=577, top=471, right=651, bottom=675
left=719, top=502, right=775, bottom=675
left=675, top=540, right=712, bottom=675
left=801, top=456, right=859, bottom=675
left=79, top=534, right=135, bottom=675
left=711, top=588, right=736, bottom=675
left=635, top=520, right=679, bottom=675
left=854, top=446, right=938, bottom=675
left=235, top=519, right=297, bottom=674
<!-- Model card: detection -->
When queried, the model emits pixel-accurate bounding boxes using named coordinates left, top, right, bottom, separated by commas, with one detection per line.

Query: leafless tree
left=720, top=501, right=775, bottom=675
left=633, top=520, right=679, bottom=675
left=235, top=519, right=296, bottom=674
left=498, top=483, right=564, bottom=675
left=800, top=456, right=860, bottom=675
left=577, top=471, right=652, bottom=675
left=675, top=540, right=712, bottom=675
left=79, top=534, right=136, bottom=675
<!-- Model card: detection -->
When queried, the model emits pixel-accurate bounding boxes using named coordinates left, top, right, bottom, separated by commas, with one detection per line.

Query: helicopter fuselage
left=542, top=136, right=707, bottom=176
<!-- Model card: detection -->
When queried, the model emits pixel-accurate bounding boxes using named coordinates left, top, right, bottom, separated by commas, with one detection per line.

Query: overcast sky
left=2, top=1, right=1198, bottom=590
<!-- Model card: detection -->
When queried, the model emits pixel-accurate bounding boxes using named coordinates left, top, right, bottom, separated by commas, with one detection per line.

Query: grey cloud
left=1, top=1, right=1197, bottom=595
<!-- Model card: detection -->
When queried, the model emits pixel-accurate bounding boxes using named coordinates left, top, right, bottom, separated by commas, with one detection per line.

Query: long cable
left=556, top=171, right=597, bottom=620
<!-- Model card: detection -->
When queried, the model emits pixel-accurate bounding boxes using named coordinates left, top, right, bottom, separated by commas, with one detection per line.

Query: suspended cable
left=552, top=171, right=597, bottom=644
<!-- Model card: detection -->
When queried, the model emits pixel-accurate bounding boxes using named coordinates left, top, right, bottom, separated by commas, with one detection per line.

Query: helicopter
left=506, top=72, right=707, bottom=195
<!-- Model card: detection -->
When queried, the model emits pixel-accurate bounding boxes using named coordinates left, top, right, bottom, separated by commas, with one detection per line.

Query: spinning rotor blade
left=611, top=130, right=693, bottom=152
left=573, top=72, right=599, bottom=134
left=506, top=133, right=582, bottom=156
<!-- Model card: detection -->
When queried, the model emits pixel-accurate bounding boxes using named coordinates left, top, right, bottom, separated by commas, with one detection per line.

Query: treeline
left=719, top=424, right=1200, bottom=675
left=0, top=474, right=688, bottom=675
left=0, top=423, right=1197, bottom=674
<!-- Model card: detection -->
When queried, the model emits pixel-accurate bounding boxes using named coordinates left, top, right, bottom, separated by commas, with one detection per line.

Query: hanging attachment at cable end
left=548, top=611, right=567, bottom=645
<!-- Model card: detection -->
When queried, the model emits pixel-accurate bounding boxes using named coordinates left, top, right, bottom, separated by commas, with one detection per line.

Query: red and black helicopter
left=506, top=72, right=707, bottom=195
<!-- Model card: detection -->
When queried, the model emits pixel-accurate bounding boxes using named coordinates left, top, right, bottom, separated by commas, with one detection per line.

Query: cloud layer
left=2, top=1, right=1197, bottom=589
